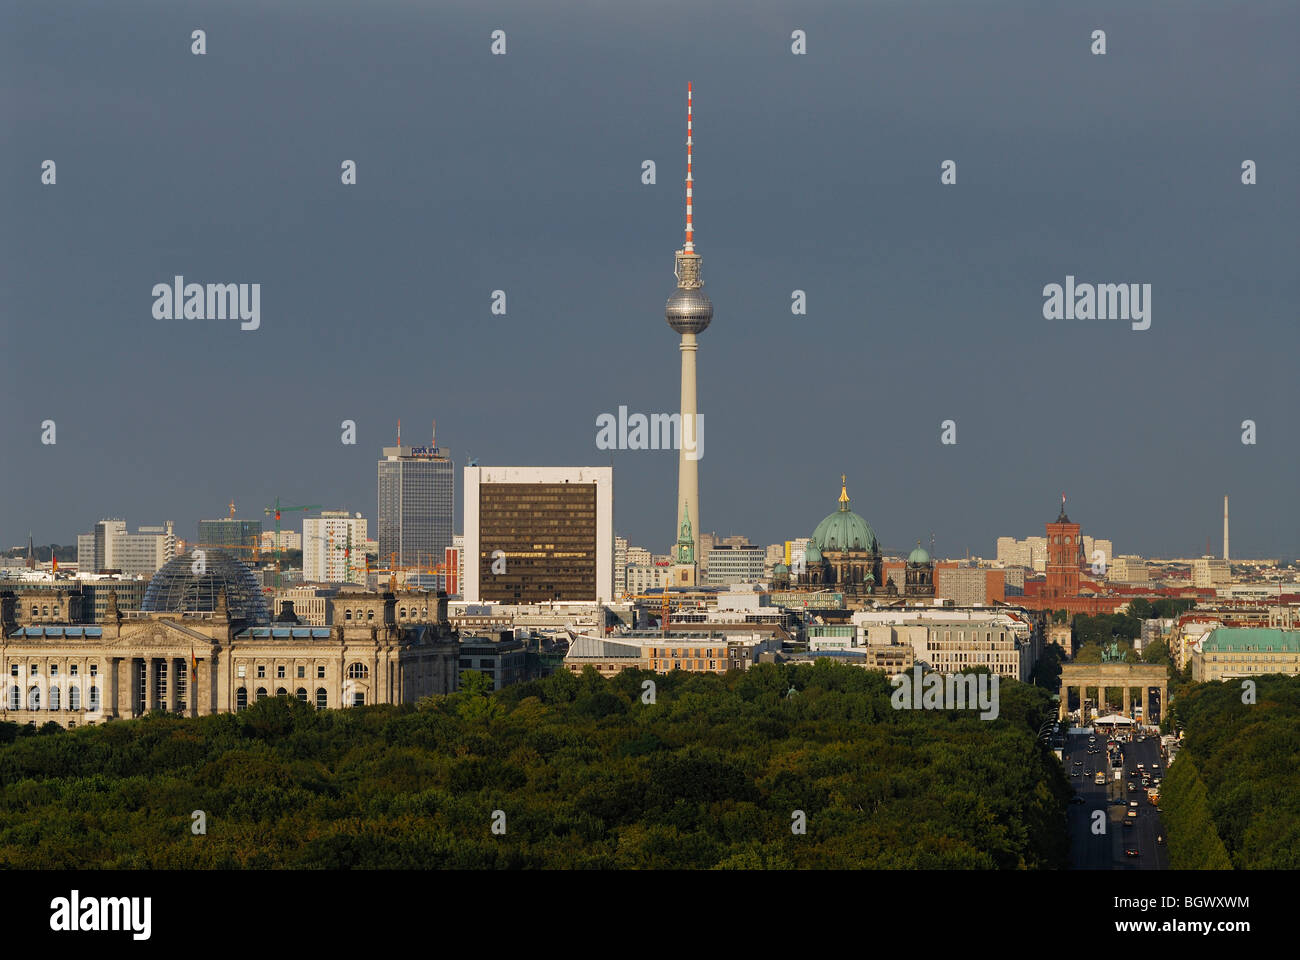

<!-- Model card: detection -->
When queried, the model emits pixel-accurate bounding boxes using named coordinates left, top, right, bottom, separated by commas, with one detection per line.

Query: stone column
left=115, top=658, right=133, bottom=718
left=1123, top=686, right=1131, bottom=717
left=108, top=658, right=121, bottom=719
left=1059, top=685, right=1068, bottom=720
left=146, top=658, right=157, bottom=712
left=1144, top=687, right=1152, bottom=728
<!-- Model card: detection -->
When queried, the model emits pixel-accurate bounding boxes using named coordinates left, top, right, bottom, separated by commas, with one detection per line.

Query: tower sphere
left=666, top=287, right=713, bottom=334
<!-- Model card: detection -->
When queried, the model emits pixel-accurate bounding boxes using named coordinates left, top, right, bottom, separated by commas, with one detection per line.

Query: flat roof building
left=463, top=466, right=614, bottom=604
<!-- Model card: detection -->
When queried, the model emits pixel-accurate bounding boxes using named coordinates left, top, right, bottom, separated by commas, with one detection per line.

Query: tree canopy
left=0, top=662, right=1072, bottom=869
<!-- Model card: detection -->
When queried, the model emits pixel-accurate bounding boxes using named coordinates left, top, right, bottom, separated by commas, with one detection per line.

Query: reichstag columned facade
left=0, top=551, right=459, bottom=729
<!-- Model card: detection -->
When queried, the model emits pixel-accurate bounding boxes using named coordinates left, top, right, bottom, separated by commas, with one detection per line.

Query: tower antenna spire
left=684, top=81, right=694, bottom=253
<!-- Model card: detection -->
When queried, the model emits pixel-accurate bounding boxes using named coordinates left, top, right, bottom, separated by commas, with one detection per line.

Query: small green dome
left=803, top=542, right=823, bottom=563
left=908, top=545, right=931, bottom=565
left=811, top=476, right=877, bottom=554
left=773, top=562, right=789, bottom=575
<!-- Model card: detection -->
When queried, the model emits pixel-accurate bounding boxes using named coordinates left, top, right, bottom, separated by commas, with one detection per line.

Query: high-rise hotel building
left=462, top=466, right=613, bottom=604
left=377, top=433, right=454, bottom=569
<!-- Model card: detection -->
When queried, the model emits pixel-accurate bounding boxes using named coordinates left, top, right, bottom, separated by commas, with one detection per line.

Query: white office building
left=303, top=513, right=368, bottom=585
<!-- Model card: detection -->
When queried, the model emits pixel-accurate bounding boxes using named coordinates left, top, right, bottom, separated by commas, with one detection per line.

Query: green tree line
left=1161, top=675, right=1300, bottom=869
left=0, top=662, right=1071, bottom=869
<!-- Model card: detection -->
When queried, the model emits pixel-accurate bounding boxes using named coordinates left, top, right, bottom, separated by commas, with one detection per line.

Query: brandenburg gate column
left=1123, top=686, right=1131, bottom=717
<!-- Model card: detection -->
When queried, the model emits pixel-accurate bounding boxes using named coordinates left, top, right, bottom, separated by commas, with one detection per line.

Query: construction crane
left=264, top=498, right=322, bottom=588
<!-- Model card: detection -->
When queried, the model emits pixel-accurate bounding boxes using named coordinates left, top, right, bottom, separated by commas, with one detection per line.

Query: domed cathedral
left=795, top=476, right=884, bottom=595
left=904, top=542, right=935, bottom=598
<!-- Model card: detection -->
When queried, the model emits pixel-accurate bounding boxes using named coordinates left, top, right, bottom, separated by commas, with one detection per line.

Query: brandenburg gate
left=1058, top=663, right=1168, bottom=725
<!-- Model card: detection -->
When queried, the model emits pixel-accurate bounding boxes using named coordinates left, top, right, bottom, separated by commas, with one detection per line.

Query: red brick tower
left=1045, top=494, right=1082, bottom=599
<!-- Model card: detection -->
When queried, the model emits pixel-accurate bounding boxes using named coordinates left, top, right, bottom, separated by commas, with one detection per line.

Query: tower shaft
left=677, top=333, right=699, bottom=547
left=1223, top=494, right=1229, bottom=561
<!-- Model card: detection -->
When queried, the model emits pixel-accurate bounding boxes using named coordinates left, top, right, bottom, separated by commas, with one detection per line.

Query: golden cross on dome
left=838, top=475, right=850, bottom=508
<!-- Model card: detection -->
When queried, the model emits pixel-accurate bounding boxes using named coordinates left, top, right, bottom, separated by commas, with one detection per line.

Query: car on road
left=1125, top=847, right=1140, bottom=857
left=1109, top=797, right=1125, bottom=805
left=1156, top=834, right=1165, bottom=844
left=1127, top=810, right=1137, bottom=818
left=1070, top=796, right=1086, bottom=804
left=1129, top=800, right=1139, bottom=807
left=1127, top=782, right=1136, bottom=791
left=1084, top=769, right=1092, bottom=776
left=1122, top=820, right=1133, bottom=830
left=1071, top=770, right=1080, bottom=777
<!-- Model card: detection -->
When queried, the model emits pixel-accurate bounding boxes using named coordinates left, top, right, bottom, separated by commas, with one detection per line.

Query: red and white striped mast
left=684, top=81, right=694, bottom=253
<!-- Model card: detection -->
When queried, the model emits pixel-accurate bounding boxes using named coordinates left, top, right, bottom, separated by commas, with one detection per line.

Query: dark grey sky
left=3, top=0, right=1297, bottom=559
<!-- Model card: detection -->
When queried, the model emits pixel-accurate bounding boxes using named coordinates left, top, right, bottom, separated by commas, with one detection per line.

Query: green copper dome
left=908, top=543, right=931, bottom=565
left=803, top=542, right=823, bottom=564
left=811, top=476, right=877, bottom=553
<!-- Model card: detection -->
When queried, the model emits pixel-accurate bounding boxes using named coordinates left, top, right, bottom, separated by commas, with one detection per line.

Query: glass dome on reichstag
left=141, top=550, right=271, bottom=624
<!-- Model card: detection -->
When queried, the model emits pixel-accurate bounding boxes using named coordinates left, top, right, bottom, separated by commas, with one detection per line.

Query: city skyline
left=4, top=0, right=1296, bottom=560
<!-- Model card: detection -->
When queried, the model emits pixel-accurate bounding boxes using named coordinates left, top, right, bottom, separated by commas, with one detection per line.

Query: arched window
left=344, top=609, right=352, bottom=621
left=27, top=686, right=40, bottom=710
left=49, top=686, right=60, bottom=710
left=296, top=688, right=307, bottom=702
left=367, top=609, right=374, bottom=620
left=69, top=685, right=81, bottom=710
left=31, top=605, right=38, bottom=617
left=275, top=687, right=287, bottom=697
left=421, top=607, right=428, bottom=618
left=236, top=687, right=248, bottom=711
left=400, top=608, right=407, bottom=619
left=88, top=686, right=100, bottom=711
left=41, top=606, right=49, bottom=616
left=315, top=687, right=328, bottom=709
left=7, top=685, right=18, bottom=710
left=256, top=687, right=267, bottom=701
left=52, top=605, right=60, bottom=616
left=346, top=662, right=368, bottom=679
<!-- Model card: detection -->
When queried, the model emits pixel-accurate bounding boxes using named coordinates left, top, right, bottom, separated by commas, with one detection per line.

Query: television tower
left=1223, top=494, right=1229, bottom=561
left=665, top=82, right=712, bottom=587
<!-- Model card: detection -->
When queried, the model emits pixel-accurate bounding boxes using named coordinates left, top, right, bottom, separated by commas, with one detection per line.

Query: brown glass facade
left=478, top=483, right=597, bottom=601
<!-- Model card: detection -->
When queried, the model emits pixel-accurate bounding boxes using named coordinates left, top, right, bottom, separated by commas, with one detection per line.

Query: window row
left=9, top=663, right=98, bottom=677
left=233, top=687, right=363, bottom=710
left=237, top=663, right=327, bottom=679
left=7, top=685, right=100, bottom=711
